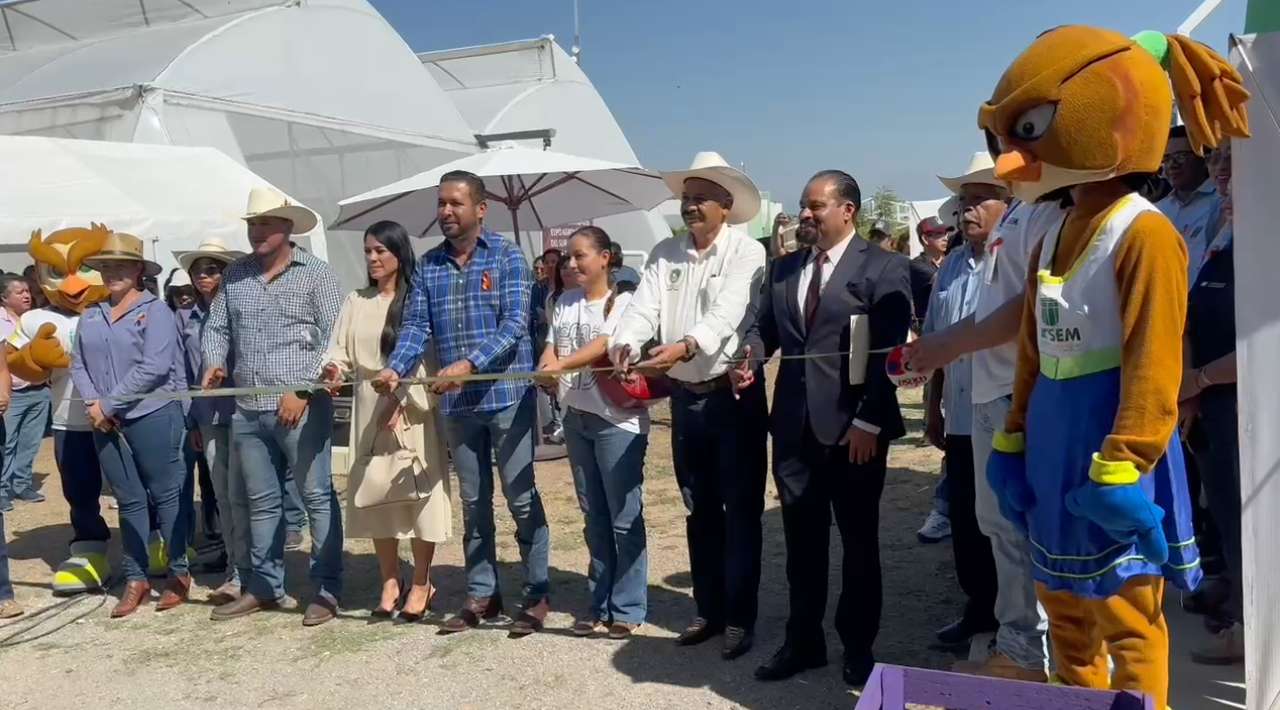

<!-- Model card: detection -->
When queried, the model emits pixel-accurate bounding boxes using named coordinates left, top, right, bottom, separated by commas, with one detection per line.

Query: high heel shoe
left=397, top=583, right=435, bottom=623
left=371, top=575, right=408, bottom=619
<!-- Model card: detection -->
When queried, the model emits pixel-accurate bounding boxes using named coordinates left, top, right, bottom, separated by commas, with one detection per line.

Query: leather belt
left=672, top=374, right=730, bottom=396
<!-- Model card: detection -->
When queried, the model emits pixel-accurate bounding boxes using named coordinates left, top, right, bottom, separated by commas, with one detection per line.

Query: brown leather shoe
left=112, top=580, right=152, bottom=618
left=210, top=592, right=279, bottom=621
left=608, top=622, right=640, bottom=640
left=207, top=581, right=242, bottom=606
left=155, top=575, right=191, bottom=612
left=510, top=599, right=550, bottom=636
left=439, top=595, right=503, bottom=634
left=302, top=594, right=339, bottom=627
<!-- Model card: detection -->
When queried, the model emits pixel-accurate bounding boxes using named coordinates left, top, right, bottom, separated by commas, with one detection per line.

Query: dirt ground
left=0, top=384, right=965, bottom=709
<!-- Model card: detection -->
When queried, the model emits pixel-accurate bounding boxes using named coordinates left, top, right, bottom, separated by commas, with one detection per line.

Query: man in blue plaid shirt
left=375, top=170, right=550, bottom=635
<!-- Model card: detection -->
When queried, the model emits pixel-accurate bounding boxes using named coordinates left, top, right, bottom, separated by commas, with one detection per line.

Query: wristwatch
left=680, top=335, right=698, bottom=362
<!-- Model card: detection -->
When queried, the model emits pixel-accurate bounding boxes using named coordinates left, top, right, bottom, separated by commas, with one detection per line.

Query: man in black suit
left=733, top=170, right=912, bottom=686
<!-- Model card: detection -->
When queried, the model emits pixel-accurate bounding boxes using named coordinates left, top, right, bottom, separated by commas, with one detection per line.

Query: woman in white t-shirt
left=537, top=226, right=648, bottom=640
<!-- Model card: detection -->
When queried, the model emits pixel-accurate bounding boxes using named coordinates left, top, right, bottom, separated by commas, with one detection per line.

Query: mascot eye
left=49, top=266, right=65, bottom=278
left=79, top=265, right=94, bottom=274
left=1010, top=103, right=1057, bottom=141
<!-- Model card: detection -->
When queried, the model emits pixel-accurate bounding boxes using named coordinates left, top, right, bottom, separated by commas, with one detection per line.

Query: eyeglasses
left=1163, top=151, right=1196, bottom=168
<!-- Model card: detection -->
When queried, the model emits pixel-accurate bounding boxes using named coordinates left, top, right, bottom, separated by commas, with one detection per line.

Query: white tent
left=1231, top=30, right=1280, bottom=710
left=0, top=135, right=318, bottom=278
left=419, top=37, right=672, bottom=263
left=0, top=0, right=477, bottom=288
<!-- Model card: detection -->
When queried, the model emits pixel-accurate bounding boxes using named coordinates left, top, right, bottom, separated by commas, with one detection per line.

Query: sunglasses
left=191, top=265, right=225, bottom=277
left=1162, top=151, right=1196, bottom=168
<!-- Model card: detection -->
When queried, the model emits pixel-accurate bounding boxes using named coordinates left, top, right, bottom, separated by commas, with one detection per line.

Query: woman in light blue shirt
left=70, top=232, right=189, bottom=618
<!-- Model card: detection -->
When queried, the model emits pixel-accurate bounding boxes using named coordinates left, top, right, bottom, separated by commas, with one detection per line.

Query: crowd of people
left=0, top=23, right=1252, bottom=707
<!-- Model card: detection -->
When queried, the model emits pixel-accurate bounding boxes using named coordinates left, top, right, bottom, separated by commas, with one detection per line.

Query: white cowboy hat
left=662, top=151, right=761, bottom=225
left=938, top=151, right=1005, bottom=194
left=241, top=186, right=318, bottom=234
left=176, top=237, right=246, bottom=272
left=937, top=194, right=961, bottom=230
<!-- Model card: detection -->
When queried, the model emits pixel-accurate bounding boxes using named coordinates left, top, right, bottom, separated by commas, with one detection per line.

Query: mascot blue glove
left=1065, top=454, right=1169, bottom=565
left=986, top=431, right=1035, bottom=536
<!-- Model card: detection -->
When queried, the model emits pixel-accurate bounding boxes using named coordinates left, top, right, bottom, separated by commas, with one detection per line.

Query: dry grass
left=0, top=378, right=960, bottom=709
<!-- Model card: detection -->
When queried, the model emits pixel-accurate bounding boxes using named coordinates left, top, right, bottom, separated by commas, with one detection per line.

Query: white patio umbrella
left=332, top=145, right=672, bottom=250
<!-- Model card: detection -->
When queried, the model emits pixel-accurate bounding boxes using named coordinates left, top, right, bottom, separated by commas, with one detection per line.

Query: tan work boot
left=952, top=651, right=1048, bottom=682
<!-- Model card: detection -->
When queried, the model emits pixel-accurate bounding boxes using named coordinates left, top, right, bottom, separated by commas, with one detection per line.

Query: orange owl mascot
left=979, top=28, right=1248, bottom=706
left=6, top=224, right=115, bottom=594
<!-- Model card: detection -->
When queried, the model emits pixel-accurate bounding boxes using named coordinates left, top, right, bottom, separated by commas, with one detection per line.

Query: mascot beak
left=994, top=148, right=1043, bottom=182
left=59, top=273, right=89, bottom=299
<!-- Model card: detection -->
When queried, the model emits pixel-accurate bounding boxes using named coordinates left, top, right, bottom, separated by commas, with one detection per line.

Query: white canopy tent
left=0, top=0, right=477, bottom=288
left=419, top=37, right=672, bottom=263
left=0, top=135, right=320, bottom=279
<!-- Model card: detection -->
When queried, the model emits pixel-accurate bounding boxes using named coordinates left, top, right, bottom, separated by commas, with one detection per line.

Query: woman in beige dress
left=322, top=220, right=450, bottom=622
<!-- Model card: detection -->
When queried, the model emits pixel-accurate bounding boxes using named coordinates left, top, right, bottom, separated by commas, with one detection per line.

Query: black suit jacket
left=744, top=236, right=912, bottom=447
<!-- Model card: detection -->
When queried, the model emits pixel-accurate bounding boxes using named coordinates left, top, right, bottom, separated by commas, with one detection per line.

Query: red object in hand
left=886, top=345, right=930, bottom=389
left=592, top=356, right=671, bottom=409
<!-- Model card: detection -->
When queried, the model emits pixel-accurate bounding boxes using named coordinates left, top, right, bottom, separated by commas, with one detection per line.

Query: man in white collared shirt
left=610, top=151, right=767, bottom=661
left=1157, top=125, right=1220, bottom=283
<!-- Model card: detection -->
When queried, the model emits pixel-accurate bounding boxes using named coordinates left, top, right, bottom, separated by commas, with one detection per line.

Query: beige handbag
left=350, top=423, right=431, bottom=510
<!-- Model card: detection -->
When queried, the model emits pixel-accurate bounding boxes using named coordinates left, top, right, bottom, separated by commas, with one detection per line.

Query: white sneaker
left=917, top=509, right=952, bottom=543
left=1190, top=622, right=1245, bottom=665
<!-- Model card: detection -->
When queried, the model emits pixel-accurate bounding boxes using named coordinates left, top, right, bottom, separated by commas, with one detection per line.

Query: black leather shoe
left=721, top=626, right=754, bottom=660
left=675, top=617, right=724, bottom=646
left=843, top=654, right=876, bottom=687
left=934, top=616, right=999, bottom=647
left=755, top=644, right=828, bottom=681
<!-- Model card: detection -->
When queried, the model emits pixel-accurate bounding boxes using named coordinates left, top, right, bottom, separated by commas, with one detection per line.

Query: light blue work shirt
left=922, top=242, right=985, bottom=437
left=71, top=291, right=187, bottom=421
left=177, top=302, right=235, bottom=428
left=1156, top=179, right=1220, bottom=286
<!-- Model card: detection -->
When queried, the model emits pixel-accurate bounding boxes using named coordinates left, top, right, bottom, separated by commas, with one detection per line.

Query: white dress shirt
left=971, top=200, right=1066, bottom=404
left=610, top=223, right=766, bottom=383
left=796, top=230, right=855, bottom=316
left=1156, top=179, right=1220, bottom=286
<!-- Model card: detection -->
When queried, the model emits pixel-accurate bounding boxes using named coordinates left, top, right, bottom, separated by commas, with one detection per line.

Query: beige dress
left=326, top=288, right=451, bottom=541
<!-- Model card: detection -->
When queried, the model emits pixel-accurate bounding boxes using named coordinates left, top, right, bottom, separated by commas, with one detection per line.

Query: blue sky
left=370, top=0, right=1247, bottom=206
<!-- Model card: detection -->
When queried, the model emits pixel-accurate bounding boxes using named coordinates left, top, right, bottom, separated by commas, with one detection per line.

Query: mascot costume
left=6, top=225, right=114, bottom=594
left=981, top=27, right=1249, bottom=706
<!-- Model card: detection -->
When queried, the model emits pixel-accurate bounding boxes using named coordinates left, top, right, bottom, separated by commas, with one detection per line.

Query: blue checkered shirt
left=387, top=230, right=533, bottom=415
left=203, top=248, right=343, bottom=411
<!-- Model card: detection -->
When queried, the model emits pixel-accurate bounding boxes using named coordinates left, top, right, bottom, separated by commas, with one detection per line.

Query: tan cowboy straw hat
left=662, top=151, right=761, bottom=224
left=176, top=237, right=246, bottom=272
left=85, top=232, right=163, bottom=277
left=242, top=186, right=318, bottom=234
left=938, top=151, right=1005, bottom=194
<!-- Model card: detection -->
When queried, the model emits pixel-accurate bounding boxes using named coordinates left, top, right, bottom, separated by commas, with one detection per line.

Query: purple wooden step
left=853, top=664, right=1155, bottom=710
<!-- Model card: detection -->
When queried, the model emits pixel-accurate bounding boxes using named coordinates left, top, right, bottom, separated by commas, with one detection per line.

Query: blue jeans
left=0, top=511, right=12, bottom=602
left=1, top=386, right=50, bottom=498
left=231, top=396, right=342, bottom=601
left=563, top=409, right=648, bottom=625
left=54, top=429, right=110, bottom=544
left=93, top=402, right=190, bottom=582
left=201, top=424, right=242, bottom=586
left=972, top=397, right=1048, bottom=670
left=443, top=389, right=549, bottom=602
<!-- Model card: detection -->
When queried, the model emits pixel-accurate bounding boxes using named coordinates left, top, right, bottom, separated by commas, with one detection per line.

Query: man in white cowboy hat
left=202, top=186, right=346, bottom=626
left=906, top=152, right=1065, bottom=682
left=609, top=151, right=768, bottom=660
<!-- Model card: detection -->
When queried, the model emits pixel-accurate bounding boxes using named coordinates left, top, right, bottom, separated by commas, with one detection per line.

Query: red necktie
left=804, top=251, right=827, bottom=330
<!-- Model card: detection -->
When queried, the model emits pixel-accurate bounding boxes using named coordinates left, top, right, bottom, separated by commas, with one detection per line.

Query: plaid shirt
left=387, top=230, right=533, bottom=415
left=203, top=248, right=343, bottom=411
